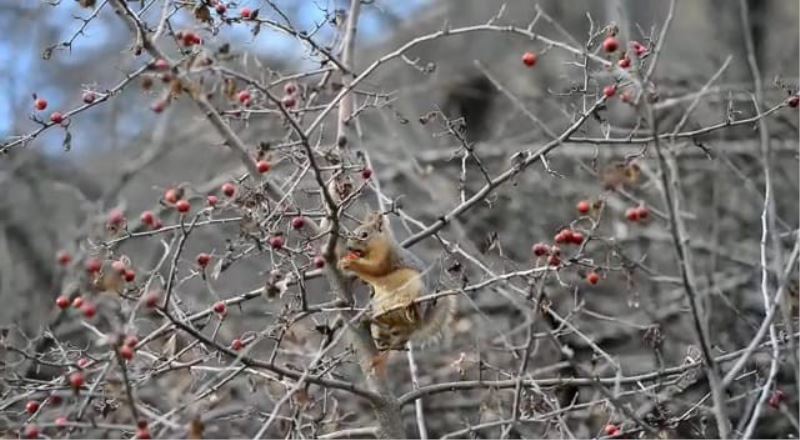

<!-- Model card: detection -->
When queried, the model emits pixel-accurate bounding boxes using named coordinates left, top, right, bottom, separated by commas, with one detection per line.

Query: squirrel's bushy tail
left=411, top=293, right=457, bottom=346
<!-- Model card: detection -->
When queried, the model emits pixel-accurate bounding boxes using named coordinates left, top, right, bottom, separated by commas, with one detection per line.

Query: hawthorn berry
left=47, top=395, right=63, bottom=406
left=603, top=84, right=617, bottom=98
left=151, top=99, right=167, bottom=113
left=618, top=57, right=631, bottom=69
left=604, top=424, right=621, bottom=437
left=603, top=36, right=619, bottom=52
left=222, top=182, right=236, bottom=198
left=23, top=424, right=39, bottom=439
left=108, top=209, right=126, bottom=228
left=788, top=95, right=799, bottom=108
left=207, top=195, right=219, bottom=207
left=119, top=345, right=134, bottom=361
left=56, top=250, right=72, bottom=266
left=154, top=58, right=169, bottom=71
left=570, top=231, right=584, bottom=245
left=269, top=235, right=285, bottom=250
left=69, top=372, right=85, bottom=390
left=635, top=206, right=649, bottom=220
left=215, top=2, right=226, bottom=14
left=587, top=271, right=600, bottom=285
left=240, top=7, right=252, bottom=19
left=85, top=258, right=102, bottom=274
left=532, top=243, right=549, bottom=257
left=181, top=32, right=202, bottom=47
left=25, top=400, right=40, bottom=415
left=237, top=90, right=252, bottom=105
left=34, top=98, right=48, bottom=111
left=361, top=168, right=373, bottom=180
left=124, top=335, right=139, bottom=348
left=313, top=255, right=325, bottom=268
left=282, top=95, right=296, bottom=108
left=140, top=210, right=155, bottom=226
left=231, top=338, right=244, bottom=351
left=768, top=389, right=786, bottom=409
left=82, top=91, right=96, bottom=104
left=256, top=160, right=271, bottom=173
left=554, top=229, right=573, bottom=244
left=55, top=417, right=68, bottom=429
left=50, top=112, right=65, bottom=124
left=291, top=216, right=306, bottom=230
left=284, top=82, right=297, bottom=95
left=112, top=260, right=127, bottom=274
left=625, top=207, right=639, bottom=222
left=137, top=420, right=149, bottom=430
left=213, top=301, right=227, bottom=315
left=123, top=269, right=136, bottom=283
left=521, top=51, right=538, bottom=67
left=176, top=199, right=191, bottom=214
left=144, top=292, right=159, bottom=308
left=577, top=200, right=591, bottom=214
left=72, top=296, right=84, bottom=309
left=136, top=428, right=152, bottom=439
left=81, top=303, right=97, bottom=319
left=56, top=296, right=70, bottom=310
left=196, top=253, right=211, bottom=268
left=547, top=254, right=561, bottom=267
left=151, top=219, right=163, bottom=230
left=164, top=187, right=181, bottom=204
left=632, top=41, right=648, bottom=57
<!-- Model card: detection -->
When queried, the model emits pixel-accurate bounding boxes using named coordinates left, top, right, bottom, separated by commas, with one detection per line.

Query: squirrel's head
left=345, top=211, right=391, bottom=258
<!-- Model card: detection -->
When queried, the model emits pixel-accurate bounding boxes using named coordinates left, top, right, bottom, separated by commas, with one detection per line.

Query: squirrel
left=338, top=211, right=455, bottom=351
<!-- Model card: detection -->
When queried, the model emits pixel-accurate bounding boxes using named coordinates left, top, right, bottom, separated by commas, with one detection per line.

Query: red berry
left=137, top=420, right=149, bottom=429
left=85, top=258, right=102, bottom=274
left=291, top=216, right=306, bottom=230
left=283, top=82, right=297, bottom=95
left=313, top=256, right=325, bottom=268
left=256, top=160, right=271, bottom=174
left=577, top=200, right=591, bottom=214
left=81, top=303, right=97, bottom=319
left=554, top=229, right=573, bottom=244
left=215, top=2, right=226, bottom=14
left=181, top=32, right=201, bottom=47
left=282, top=95, right=296, bottom=108
left=123, top=269, right=136, bottom=283
left=82, top=91, right=96, bottom=104
left=34, top=98, right=48, bottom=111
left=240, top=7, right=252, bottom=19
left=788, top=95, right=799, bottom=108
left=69, top=372, right=85, bottom=390
left=587, top=271, right=600, bottom=285
left=361, top=168, right=373, bottom=180
left=50, top=111, right=65, bottom=124
left=603, top=84, right=617, bottom=98
left=207, top=195, right=219, bottom=207
left=222, top=182, right=236, bottom=198
left=625, top=207, right=639, bottom=222
left=768, top=389, right=785, bottom=408
left=603, top=36, right=619, bottom=53
left=56, top=296, right=70, bottom=310
left=25, top=400, right=40, bottom=415
left=176, top=199, right=191, bottom=214
left=521, top=51, right=538, bottom=67
left=72, top=296, right=84, bottom=309
left=237, top=90, right=252, bottom=104
left=547, top=254, right=561, bottom=267
left=140, top=210, right=155, bottom=226
left=632, top=41, right=647, bottom=57
left=213, top=301, right=227, bottom=315
left=135, top=428, right=152, bottom=439
left=635, top=206, right=649, bottom=220
left=618, top=57, right=631, bottom=69
left=56, top=250, right=72, bottom=266
left=152, top=219, right=163, bottom=230
left=231, top=338, right=244, bottom=351
left=119, top=345, right=134, bottom=360
left=532, top=243, right=549, bottom=257
left=196, top=253, right=211, bottom=268
left=47, top=395, right=63, bottom=406
left=164, top=188, right=180, bottom=204
left=23, top=424, right=39, bottom=439
left=112, top=260, right=127, bottom=274
left=55, top=417, right=68, bottom=429
left=154, top=58, right=169, bottom=70
left=151, top=99, right=167, bottom=113
left=570, top=231, right=584, bottom=245
left=269, top=235, right=285, bottom=250
left=550, top=245, right=561, bottom=256
left=108, top=209, right=126, bottom=227
left=144, top=292, right=159, bottom=308
left=124, top=335, right=139, bottom=348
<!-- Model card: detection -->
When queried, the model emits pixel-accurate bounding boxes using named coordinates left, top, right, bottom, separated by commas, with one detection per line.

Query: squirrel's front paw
left=338, top=257, right=354, bottom=271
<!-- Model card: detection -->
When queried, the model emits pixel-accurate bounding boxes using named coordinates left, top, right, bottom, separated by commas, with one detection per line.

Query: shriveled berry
left=196, top=253, right=211, bottom=268
left=108, top=209, right=126, bottom=228
left=222, top=182, right=236, bottom=198
left=176, top=199, right=191, bottom=214
left=603, top=36, right=619, bottom=52
left=532, top=243, right=549, bottom=257
left=56, top=296, right=70, bottom=309
left=521, top=51, right=538, bottom=67
left=768, top=389, right=786, bottom=409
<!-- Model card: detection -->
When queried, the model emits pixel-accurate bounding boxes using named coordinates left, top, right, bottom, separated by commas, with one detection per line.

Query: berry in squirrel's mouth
left=347, top=249, right=365, bottom=259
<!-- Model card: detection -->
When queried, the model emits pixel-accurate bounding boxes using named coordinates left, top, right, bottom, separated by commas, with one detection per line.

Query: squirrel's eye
left=359, top=231, right=369, bottom=239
